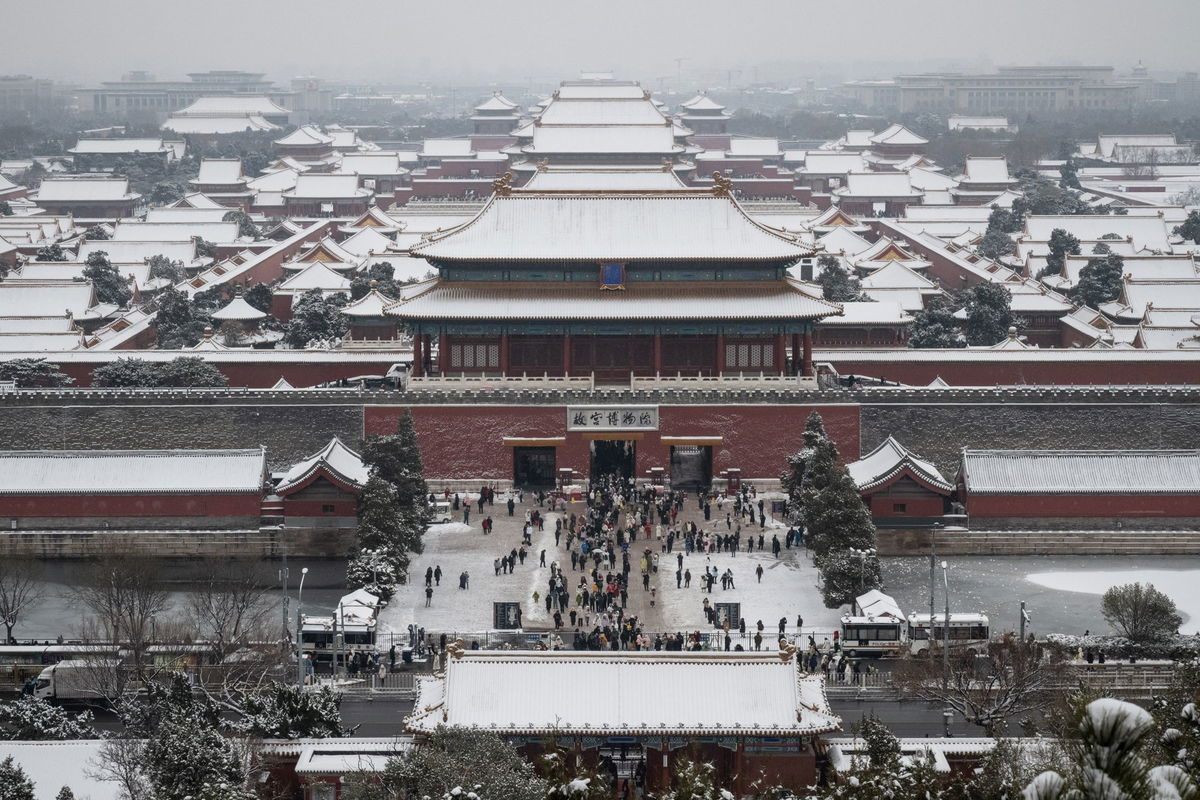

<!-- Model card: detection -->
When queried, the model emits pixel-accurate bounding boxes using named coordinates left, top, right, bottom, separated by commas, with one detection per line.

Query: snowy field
left=882, top=556, right=1200, bottom=638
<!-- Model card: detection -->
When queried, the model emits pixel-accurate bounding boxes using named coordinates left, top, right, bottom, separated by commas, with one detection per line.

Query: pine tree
left=1175, top=210, right=1200, bottom=245
left=0, top=756, right=36, bottom=800
left=377, top=726, right=548, bottom=800
left=814, top=255, right=866, bottom=302
left=781, top=412, right=838, bottom=525
left=1071, top=252, right=1125, bottom=309
left=83, top=251, right=133, bottom=307
left=233, top=682, right=344, bottom=739
left=154, top=285, right=209, bottom=349
left=34, top=243, right=67, bottom=262
left=55, top=788, right=74, bottom=800
left=908, top=296, right=966, bottom=348
left=660, top=758, right=725, bottom=800
left=0, top=358, right=73, bottom=388
left=283, top=288, right=350, bottom=347
left=347, top=478, right=419, bottom=600
left=1039, top=228, right=1081, bottom=280
left=960, top=282, right=1018, bottom=346
left=977, top=228, right=1015, bottom=261
left=539, top=740, right=614, bottom=800
left=0, top=696, right=96, bottom=740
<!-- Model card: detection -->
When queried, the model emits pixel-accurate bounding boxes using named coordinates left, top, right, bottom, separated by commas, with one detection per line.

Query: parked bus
left=906, top=612, right=991, bottom=655
left=840, top=590, right=907, bottom=657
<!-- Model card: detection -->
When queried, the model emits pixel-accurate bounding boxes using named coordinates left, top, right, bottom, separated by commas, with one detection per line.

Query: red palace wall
left=819, top=355, right=1200, bottom=386
left=966, top=493, right=1200, bottom=518
left=365, top=404, right=861, bottom=481
left=0, top=492, right=262, bottom=518
left=868, top=493, right=946, bottom=519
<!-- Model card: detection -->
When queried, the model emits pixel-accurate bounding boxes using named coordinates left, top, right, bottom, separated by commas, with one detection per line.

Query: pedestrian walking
left=540, top=549, right=546, bottom=567
left=756, top=564, right=763, bottom=583
left=425, top=585, right=433, bottom=606
left=434, top=565, right=442, bottom=586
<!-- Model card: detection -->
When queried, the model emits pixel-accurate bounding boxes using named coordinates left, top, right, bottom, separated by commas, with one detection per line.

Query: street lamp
left=296, top=567, right=309, bottom=687
left=848, top=547, right=875, bottom=595
left=941, top=560, right=952, bottom=737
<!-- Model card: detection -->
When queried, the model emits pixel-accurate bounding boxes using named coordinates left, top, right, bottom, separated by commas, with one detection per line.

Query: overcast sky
left=6, top=0, right=1199, bottom=87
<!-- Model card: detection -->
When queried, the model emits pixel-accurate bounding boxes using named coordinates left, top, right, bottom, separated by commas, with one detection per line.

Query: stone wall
left=859, top=395, right=1200, bottom=475
left=0, top=528, right=356, bottom=559
left=0, top=401, right=364, bottom=470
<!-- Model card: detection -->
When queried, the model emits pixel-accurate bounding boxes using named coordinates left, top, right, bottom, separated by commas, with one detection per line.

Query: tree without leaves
left=0, top=358, right=72, bottom=388
left=74, top=552, right=169, bottom=682
left=0, top=559, right=45, bottom=643
left=1101, top=582, right=1182, bottom=643
left=892, top=635, right=1065, bottom=736
left=84, top=738, right=152, bottom=800
left=186, top=561, right=272, bottom=664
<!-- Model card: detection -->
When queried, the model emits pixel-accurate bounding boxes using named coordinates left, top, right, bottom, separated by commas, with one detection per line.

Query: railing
left=631, top=372, right=819, bottom=391
left=408, top=373, right=596, bottom=391
left=313, top=671, right=419, bottom=698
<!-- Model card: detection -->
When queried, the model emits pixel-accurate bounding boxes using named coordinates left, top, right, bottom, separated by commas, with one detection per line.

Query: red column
left=499, top=332, right=509, bottom=375
left=411, top=334, right=423, bottom=378
left=438, top=333, right=448, bottom=375
left=802, top=331, right=814, bottom=377
left=792, top=333, right=802, bottom=375
left=774, top=333, right=786, bottom=375
left=715, top=334, right=725, bottom=375
left=653, top=334, right=663, bottom=375
left=423, top=335, right=433, bottom=376
left=562, top=335, right=571, bottom=376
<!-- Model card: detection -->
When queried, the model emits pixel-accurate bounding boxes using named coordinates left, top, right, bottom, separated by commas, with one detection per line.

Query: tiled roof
left=112, top=221, right=239, bottom=243
left=411, top=193, right=817, bottom=262
left=162, top=115, right=278, bottom=134
left=283, top=174, right=369, bottom=200
left=276, top=436, right=368, bottom=495
left=275, top=125, right=333, bottom=147
left=525, top=125, right=681, bottom=155
left=34, top=178, right=135, bottom=202
left=404, top=651, right=840, bottom=736
left=69, top=138, right=168, bottom=155
left=0, top=280, right=94, bottom=318
left=523, top=167, right=688, bottom=192
left=0, top=448, right=266, bottom=495
left=848, top=436, right=952, bottom=492
left=538, top=99, right=668, bottom=126
left=195, top=158, right=245, bottom=184
left=211, top=297, right=268, bottom=321
left=870, top=124, right=929, bottom=146
left=961, top=449, right=1200, bottom=495
left=385, top=279, right=840, bottom=322
left=175, top=96, right=290, bottom=117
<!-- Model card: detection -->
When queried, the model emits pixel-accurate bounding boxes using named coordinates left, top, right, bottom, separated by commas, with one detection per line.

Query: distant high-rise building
left=0, top=75, right=62, bottom=117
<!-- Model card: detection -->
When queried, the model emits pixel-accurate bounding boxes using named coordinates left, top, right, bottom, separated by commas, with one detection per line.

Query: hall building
left=389, top=175, right=839, bottom=383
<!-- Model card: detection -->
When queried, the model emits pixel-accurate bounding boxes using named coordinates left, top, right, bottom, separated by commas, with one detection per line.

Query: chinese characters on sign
left=566, top=405, right=659, bottom=432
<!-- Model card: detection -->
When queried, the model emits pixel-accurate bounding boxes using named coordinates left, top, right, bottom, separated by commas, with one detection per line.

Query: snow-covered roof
left=680, top=93, right=725, bottom=111
left=557, top=84, right=647, bottom=100
left=195, top=158, right=245, bottom=184
left=336, top=152, right=410, bottom=177
left=902, top=206, right=995, bottom=222
left=77, top=240, right=198, bottom=265
left=276, top=437, right=368, bottom=495
left=961, top=449, right=1200, bottom=495
left=538, top=99, right=667, bottom=126
left=340, top=288, right=393, bottom=318
left=144, top=207, right=231, bottom=224
left=816, top=226, right=874, bottom=256
left=387, top=279, right=839, bottom=322
left=959, top=157, right=1015, bottom=185
left=0, top=448, right=266, bottom=495
left=405, top=651, right=841, bottom=736
left=728, top=137, right=782, bottom=158
left=275, top=124, right=334, bottom=147
left=948, top=115, right=1012, bottom=131
left=1023, top=215, right=1173, bottom=252
left=420, top=138, right=476, bottom=158
left=248, top=167, right=300, bottom=193
left=339, top=227, right=395, bottom=257
left=411, top=192, right=817, bottom=262
left=112, top=221, right=239, bottom=243
left=525, top=125, right=681, bottom=155
left=162, top=115, right=279, bottom=134
left=284, top=174, right=369, bottom=200
left=0, top=280, right=94, bottom=318
left=818, top=301, right=911, bottom=325
left=853, top=589, right=905, bottom=622
left=847, top=436, right=952, bottom=493
left=523, top=166, right=688, bottom=192
left=175, top=96, right=290, bottom=117
left=1096, top=134, right=1178, bottom=159
left=800, top=152, right=866, bottom=174
left=278, top=262, right=352, bottom=292
left=832, top=172, right=921, bottom=199
left=869, top=124, right=929, bottom=146
left=906, top=167, right=958, bottom=192
left=34, top=177, right=136, bottom=202
left=69, top=138, right=169, bottom=155
left=860, top=261, right=938, bottom=289
left=474, top=93, right=518, bottom=112
left=174, top=192, right=226, bottom=210
left=211, top=296, right=268, bottom=321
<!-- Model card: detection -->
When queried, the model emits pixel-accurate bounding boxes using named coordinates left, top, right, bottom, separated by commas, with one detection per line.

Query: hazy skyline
left=5, top=0, right=1200, bottom=87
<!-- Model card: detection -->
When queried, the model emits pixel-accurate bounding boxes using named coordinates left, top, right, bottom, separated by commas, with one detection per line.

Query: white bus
left=840, top=590, right=906, bottom=657
left=906, top=612, right=990, bottom=655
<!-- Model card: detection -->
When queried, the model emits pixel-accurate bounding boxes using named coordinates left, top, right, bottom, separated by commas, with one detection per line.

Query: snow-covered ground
left=1027, top=568, right=1200, bottom=634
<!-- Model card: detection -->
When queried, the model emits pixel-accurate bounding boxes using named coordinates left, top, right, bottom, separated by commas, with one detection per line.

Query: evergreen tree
left=859, top=714, right=901, bottom=770
left=347, top=478, right=421, bottom=599
left=222, top=210, right=259, bottom=239
left=0, top=201, right=11, bottom=217
left=0, top=696, right=96, bottom=740
left=55, top=788, right=74, bottom=800
left=146, top=254, right=183, bottom=283
left=233, top=683, right=344, bottom=739
left=370, top=726, right=547, bottom=800
left=1175, top=210, right=1200, bottom=245
left=0, top=358, right=73, bottom=387
left=0, top=756, right=35, bottom=800
left=1071, top=252, right=1125, bottom=309
left=157, top=356, right=228, bottom=388
left=243, top=283, right=273, bottom=313
left=83, top=251, right=133, bottom=307
left=1039, top=228, right=1081, bottom=280
left=660, top=758, right=723, bottom=800
left=781, top=412, right=838, bottom=525
left=539, top=740, right=614, bottom=800
left=1059, top=159, right=1082, bottom=190
left=91, top=357, right=162, bottom=387
left=195, top=239, right=217, bottom=259
left=977, top=228, right=1015, bottom=260
left=34, top=243, right=67, bottom=262
left=961, top=282, right=1018, bottom=346
left=283, top=289, right=350, bottom=348
left=986, top=206, right=1020, bottom=235
left=154, top=285, right=208, bottom=349
left=814, top=255, right=866, bottom=302
left=908, top=296, right=966, bottom=348
left=83, top=224, right=110, bottom=240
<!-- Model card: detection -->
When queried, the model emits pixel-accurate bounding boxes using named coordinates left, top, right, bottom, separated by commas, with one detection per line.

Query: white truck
left=32, top=660, right=120, bottom=703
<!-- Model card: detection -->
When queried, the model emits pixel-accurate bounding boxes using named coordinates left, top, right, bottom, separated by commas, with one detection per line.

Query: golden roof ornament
left=711, top=172, right=734, bottom=197
left=492, top=172, right=514, bottom=196
left=661, top=158, right=673, bottom=172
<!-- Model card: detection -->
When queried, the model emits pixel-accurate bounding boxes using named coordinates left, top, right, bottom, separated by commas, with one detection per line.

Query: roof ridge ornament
left=492, top=172, right=514, bottom=196
left=711, top=172, right=734, bottom=197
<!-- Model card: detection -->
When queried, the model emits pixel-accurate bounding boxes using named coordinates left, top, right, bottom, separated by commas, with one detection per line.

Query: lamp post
left=942, top=560, right=952, bottom=737
left=929, top=524, right=941, bottom=663
left=296, top=567, right=309, bottom=687
left=848, top=547, right=875, bottom=596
